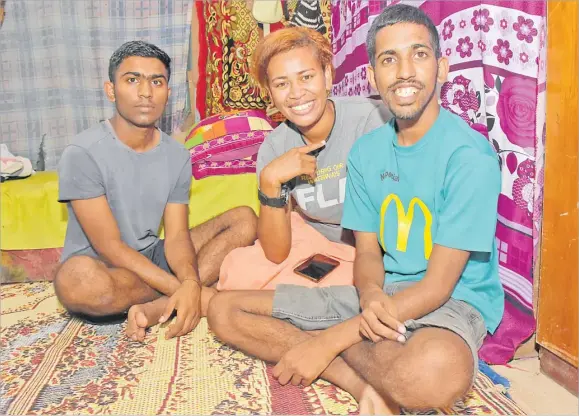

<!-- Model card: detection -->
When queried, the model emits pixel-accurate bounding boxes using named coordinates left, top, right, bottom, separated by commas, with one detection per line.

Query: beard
left=387, top=84, right=437, bottom=121
left=382, top=67, right=439, bottom=121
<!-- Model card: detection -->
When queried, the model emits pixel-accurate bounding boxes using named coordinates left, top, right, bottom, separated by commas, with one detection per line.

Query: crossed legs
left=207, top=291, right=386, bottom=410
left=208, top=290, right=474, bottom=413
left=54, top=206, right=257, bottom=338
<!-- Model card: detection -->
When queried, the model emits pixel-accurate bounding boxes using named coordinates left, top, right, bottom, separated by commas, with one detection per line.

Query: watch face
left=280, top=184, right=291, bottom=202
left=280, top=186, right=287, bottom=198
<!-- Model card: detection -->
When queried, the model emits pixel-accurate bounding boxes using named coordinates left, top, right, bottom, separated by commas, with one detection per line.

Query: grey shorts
left=67, top=239, right=172, bottom=273
left=141, top=239, right=172, bottom=274
left=272, top=281, right=487, bottom=372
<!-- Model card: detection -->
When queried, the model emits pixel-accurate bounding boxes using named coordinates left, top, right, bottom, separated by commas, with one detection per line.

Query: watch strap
left=258, top=186, right=289, bottom=208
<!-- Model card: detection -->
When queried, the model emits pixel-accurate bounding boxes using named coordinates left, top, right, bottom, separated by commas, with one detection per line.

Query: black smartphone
left=294, top=254, right=340, bottom=282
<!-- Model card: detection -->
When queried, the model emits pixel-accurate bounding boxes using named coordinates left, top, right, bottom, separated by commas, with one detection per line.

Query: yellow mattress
left=1, top=171, right=259, bottom=250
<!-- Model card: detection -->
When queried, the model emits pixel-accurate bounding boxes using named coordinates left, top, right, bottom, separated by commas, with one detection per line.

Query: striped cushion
left=185, top=110, right=276, bottom=180
left=185, top=110, right=274, bottom=149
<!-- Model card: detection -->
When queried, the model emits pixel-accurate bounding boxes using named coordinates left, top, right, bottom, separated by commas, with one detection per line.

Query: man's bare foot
left=126, top=296, right=169, bottom=342
left=358, top=384, right=401, bottom=415
left=126, top=287, right=217, bottom=342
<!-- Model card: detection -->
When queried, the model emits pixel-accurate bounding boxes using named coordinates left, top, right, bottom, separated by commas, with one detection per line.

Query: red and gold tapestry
left=195, top=0, right=332, bottom=119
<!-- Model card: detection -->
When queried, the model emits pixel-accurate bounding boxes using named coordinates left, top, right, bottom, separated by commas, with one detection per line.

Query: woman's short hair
left=251, top=26, right=334, bottom=89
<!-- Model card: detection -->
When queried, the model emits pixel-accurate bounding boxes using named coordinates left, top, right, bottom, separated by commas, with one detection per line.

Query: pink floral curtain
left=331, top=0, right=546, bottom=364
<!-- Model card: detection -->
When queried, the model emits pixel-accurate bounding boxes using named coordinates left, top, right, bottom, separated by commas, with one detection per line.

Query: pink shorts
left=217, top=212, right=355, bottom=291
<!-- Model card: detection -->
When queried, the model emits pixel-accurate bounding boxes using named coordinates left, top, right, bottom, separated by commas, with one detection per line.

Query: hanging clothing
left=289, top=0, right=326, bottom=34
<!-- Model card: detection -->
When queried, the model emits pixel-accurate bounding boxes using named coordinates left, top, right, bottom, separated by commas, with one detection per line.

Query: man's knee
left=207, top=292, right=241, bottom=340
left=385, top=334, right=472, bottom=409
left=227, top=206, right=257, bottom=243
left=54, top=256, right=114, bottom=316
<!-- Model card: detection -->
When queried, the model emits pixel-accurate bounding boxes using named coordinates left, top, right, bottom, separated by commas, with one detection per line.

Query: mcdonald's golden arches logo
left=379, top=194, right=433, bottom=260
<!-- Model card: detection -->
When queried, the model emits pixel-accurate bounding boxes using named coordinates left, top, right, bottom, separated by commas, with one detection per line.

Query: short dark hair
left=108, top=40, right=171, bottom=82
left=366, top=4, right=441, bottom=66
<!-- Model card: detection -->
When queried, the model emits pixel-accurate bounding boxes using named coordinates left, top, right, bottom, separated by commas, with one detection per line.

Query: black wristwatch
left=258, top=185, right=290, bottom=208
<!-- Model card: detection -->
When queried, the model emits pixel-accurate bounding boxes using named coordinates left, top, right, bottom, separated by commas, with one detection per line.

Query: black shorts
left=70, top=240, right=171, bottom=325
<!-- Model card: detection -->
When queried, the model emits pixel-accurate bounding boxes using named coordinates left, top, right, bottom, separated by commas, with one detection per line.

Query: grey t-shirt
left=58, top=120, right=192, bottom=262
left=257, top=96, right=391, bottom=243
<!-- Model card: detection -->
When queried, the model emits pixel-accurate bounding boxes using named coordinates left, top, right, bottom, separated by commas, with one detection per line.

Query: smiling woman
left=216, top=27, right=391, bottom=291
left=252, top=27, right=335, bottom=140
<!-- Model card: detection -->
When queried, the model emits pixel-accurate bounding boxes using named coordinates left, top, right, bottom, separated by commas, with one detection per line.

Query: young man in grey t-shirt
left=55, top=41, right=257, bottom=342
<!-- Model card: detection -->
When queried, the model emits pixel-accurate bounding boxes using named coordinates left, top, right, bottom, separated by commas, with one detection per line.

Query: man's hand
left=272, top=336, right=337, bottom=387
left=352, top=232, right=404, bottom=343
left=359, top=288, right=406, bottom=343
left=159, top=279, right=202, bottom=339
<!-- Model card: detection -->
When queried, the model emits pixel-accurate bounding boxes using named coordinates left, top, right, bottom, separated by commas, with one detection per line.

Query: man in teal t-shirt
left=342, top=106, right=504, bottom=334
left=207, top=4, right=504, bottom=414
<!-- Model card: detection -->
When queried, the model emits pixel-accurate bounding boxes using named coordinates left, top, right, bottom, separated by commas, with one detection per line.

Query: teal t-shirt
left=341, top=108, right=504, bottom=333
